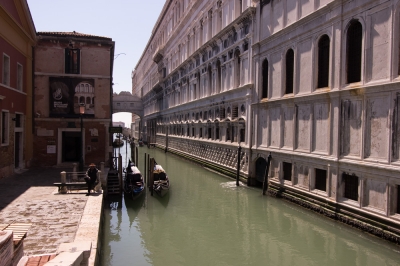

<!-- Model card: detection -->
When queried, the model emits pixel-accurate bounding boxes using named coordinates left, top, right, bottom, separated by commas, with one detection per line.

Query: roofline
left=134, top=0, right=172, bottom=70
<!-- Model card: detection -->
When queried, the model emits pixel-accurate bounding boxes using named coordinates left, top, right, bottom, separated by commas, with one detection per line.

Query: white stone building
left=133, top=0, right=400, bottom=242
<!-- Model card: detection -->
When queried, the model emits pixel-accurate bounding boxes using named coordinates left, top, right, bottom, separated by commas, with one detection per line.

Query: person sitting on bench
left=84, top=163, right=98, bottom=196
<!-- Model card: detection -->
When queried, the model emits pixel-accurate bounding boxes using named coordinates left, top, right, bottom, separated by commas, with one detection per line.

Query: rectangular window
left=1, top=111, right=9, bottom=145
left=315, top=168, right=327, bottom=191
left=2, top=54, right=10, bottom=86
left=15, top=114, right=21, bottom=128
left=17, top=63, right=23, bottom=91
left=343, top=173, right=358, bottom=201
left=216, top=127, right=219, bottom=140
left=240, top=128, right=245, bottom=143
left=283, top=162, right=292, bottom=181
left=65, top=48, right=80, bottom=74
left=199, top=128, right=203, bottom=138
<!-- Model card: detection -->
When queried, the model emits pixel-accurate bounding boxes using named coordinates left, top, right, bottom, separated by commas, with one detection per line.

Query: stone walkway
left=0, top=166, right=102, bottom=262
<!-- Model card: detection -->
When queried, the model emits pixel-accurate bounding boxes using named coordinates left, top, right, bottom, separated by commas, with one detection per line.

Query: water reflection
left=101, top=142, right=400, bottom=266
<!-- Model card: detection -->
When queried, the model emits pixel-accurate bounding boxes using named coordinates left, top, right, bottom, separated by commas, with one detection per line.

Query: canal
left=101, top=142, right=400, bottom=265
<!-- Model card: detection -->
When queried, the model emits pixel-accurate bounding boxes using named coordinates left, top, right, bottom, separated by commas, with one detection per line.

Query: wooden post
left=144, top=152, right=147, bottom=187
left=149, top=158, right=155, bottom=196
left=131, top=142, right=137, bottom=164
left=147, top=154, right=150, bottom=190
left=262, top=153, right=272, bottom=195
left=135, top=146, right=138, bottom=168
left=236, top=145, right=241, bottom=186
left=118, top=153, right=122, bottom=195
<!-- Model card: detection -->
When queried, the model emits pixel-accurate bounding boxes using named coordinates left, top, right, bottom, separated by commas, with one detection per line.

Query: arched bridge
left=112, top=91, right=143, bottom=117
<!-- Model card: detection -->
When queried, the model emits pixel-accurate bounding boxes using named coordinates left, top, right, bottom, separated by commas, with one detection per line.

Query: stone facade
left=0, top=0, right=36, bottom=178
left=133, top=0, right=400, bottom=240
left=33, top=32, right=115, bottom=167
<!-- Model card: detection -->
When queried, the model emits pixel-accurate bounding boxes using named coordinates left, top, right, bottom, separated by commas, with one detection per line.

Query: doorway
left=62, top=131, right=81, bottom=162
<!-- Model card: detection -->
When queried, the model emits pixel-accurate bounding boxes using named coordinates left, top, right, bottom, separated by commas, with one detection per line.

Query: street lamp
left=79, top=103, right=85, bottom=171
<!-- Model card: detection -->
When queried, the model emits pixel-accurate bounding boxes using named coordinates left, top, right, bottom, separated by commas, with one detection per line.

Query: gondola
left=138, top=139, right=144, bottom=147
left=123, top=161, right=145, bottom=199
left=153, top=164, right=170, bottom=197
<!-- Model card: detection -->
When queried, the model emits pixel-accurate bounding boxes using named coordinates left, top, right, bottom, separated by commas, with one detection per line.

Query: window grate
left=283, top=162, right=292, bottom=181
left=315, top=168, right=327, bottom=191
left=343, top=173, right=358, bottom=201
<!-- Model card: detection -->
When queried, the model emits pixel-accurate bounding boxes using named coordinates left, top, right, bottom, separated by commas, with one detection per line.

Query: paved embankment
left=0, top=167, right=103, bottom=265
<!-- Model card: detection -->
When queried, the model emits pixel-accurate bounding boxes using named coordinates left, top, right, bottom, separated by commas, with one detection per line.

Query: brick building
left=0, top=0, right=36, bottom=178
left=33, top=31, right=115, bottom=167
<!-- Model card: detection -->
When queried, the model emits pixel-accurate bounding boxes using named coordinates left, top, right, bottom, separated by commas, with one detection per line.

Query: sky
left=27, top=0, right=166, bottom=127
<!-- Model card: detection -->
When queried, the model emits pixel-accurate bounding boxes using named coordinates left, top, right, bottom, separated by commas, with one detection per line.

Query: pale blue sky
left=27, top=0, right=165, bottom=126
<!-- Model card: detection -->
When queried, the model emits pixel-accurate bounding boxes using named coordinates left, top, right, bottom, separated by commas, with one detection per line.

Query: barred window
left=283, top=162, right=292, bottom=181
left=315, top=168, right=327, bottom=191
left=65, top=48, right=80, bottom=74
left=343, top=173, right=358, bottom=201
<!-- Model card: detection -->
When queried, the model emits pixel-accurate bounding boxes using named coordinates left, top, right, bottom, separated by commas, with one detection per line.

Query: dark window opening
left=262, top=59, right=269, bottom=98
left=317, top=35, right=330, bottom=88
left=65, top=48, right=80, bottom=74
left=240, top=128, right=245, bottom=143
left=200, top=128, right=203, bottom=138
left=192, top=128, right=195, bottom=137
left=315, top=168, right=327, bottom=191
left=283, top=162, right=292, bottom=181
left=216, top=127, right=220, bottom=140
left=346, top=20, right=362, bottom=84
left=208, top=128, right=212, bottom=139
left=15, top=114, right=21, bottom=128
left=285, top=49, right=294, bottom=94
left=343, top=173, right=358, bottom=201
left=226, top=127, right=231, bottom=141
left=397, top=185, right=400, bottom=214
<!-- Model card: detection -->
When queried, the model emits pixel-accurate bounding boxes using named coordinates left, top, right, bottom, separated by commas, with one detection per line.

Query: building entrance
left=62, top=131, right=81, bottom=162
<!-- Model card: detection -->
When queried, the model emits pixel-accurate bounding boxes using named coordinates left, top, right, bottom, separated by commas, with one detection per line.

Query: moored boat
left=124, top=161, right=144, bottom=199
left=153, top=164, right=169, bottom=197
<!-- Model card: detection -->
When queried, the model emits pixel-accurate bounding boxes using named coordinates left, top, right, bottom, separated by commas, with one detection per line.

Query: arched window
left=216, top=60, right=222, bottom=93
left=262, top=59, right=269, bottom=98
left=234, top=50, right=241, bottom=88
left=208, top=65, right=212, bottom=96
left=317, top=35, right=330, bottom=88
left=346, top=20, right=362, bottom=83
left=285, top=49, right=294, bottom=94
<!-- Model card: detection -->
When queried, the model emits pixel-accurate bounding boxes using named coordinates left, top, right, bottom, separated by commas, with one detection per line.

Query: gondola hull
left=124, top=165, right=144, bottom=200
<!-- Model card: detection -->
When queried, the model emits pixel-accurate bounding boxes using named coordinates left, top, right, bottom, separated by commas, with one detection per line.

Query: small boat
left=124, top=161, right=145, bottom=199
left=153, top=164, right=169, bottom=197
left=113, top=138, right=124, bottom=147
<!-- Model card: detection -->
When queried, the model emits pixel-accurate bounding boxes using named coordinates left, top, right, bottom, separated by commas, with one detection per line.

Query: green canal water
left=101, top=144, right=400, bottom=265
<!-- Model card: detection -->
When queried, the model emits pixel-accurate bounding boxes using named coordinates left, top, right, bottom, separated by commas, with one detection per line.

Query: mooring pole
left=149, top=158, right=155, bottom=196
left=236, top=145, right=241, bottom=186
left=118, top=153, right=123, bottom=195
left=130, top=141, right=135, bottom=165
left=135, top=146, right=138, bottom=168
left=262, top=153, right=272, bottom=195
left=144, top=152, right=147, bottom=187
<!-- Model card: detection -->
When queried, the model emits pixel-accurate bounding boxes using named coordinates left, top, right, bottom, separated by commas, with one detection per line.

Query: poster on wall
left=49, top=77, right=95, bottom=117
